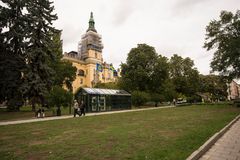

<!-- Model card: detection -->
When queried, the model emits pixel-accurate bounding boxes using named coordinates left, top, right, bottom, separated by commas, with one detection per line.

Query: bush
left=186, top=95, right=202, bottom=103
left=46, top=86, right=73, bottom=116
left=131, top=91, right=149, bottom=107
left=233, top=99, right=240, bottom=107
left=150, top=93, right=165, bottom=107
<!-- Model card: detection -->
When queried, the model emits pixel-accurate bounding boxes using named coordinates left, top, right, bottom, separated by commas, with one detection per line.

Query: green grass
left=0, top=106, right=71, bottom=122
left=0, top=105, right=239, bottom=160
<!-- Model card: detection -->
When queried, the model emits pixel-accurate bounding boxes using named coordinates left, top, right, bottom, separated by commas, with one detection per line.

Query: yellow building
left=63, top=12, right=118, bottom=93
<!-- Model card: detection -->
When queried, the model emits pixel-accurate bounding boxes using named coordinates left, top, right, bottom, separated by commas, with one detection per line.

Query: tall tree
left=0, top=0, right=27, bottom=110
left=199, top=74, right=228, bottom=101
left=121, top=44, right=169, bottom=93
left=204, top=10, right=240, bottom=79
left=49, top=31, right=77, bottom=91
left=169, top=54, right=200, bottom=96
left=21, top=0, right=58, bottom=109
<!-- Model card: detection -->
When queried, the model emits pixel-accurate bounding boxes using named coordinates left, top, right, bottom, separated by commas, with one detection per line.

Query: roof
left=82, top=88, right=131, bottom=96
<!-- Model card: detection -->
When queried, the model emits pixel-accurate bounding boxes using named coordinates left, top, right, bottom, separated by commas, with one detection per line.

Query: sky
left=52, top=0, right=240, bottom=75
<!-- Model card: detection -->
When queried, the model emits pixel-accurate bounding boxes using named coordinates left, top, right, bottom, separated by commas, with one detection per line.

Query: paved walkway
left=199, top=118, right=240, bottom=160
left=0, top=106, right=174, bottom=126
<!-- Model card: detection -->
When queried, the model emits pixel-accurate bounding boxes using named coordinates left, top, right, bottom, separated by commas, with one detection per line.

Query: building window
left=78, top=69, right=85, bottom=76
left=95, top=52, right=97, bottom=58
left=80, top=78, right=83, bottom=84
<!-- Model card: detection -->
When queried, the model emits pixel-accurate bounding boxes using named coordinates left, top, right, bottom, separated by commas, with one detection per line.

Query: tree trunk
left=32, top=103, right=36, bottom=112
left=57, top=106, right=61, bottom=116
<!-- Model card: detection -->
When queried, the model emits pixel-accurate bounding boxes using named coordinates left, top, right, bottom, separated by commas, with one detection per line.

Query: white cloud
left=52, top=0, right=240, bottom=75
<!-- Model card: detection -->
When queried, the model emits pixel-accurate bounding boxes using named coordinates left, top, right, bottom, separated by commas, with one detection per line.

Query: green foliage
left=162, top=80, right=177, bottom=101
left=186, top=95, right=202, bottom=103
left=131, top=91, right=149, bottom=107
left=0, top=0, right=76, bottom=111
left=0, top=0, right=27, bottom=110
left=49, top=31, right=77, bottom=91
left=21, top=0, right=59, bottom=104
left=121, top=44, right=169, bottom=94
left=150, top=93, right=165, bottom=107
left=199, top=74, right=228, bottom=101
left=46, top=86, right=73, bottom=114
left=204, top=10, right=240, bottom=79
left=169, top=54, right=200, bottom=96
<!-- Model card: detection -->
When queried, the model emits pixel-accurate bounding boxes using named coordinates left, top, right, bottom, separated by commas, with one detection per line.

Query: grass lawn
left=0, top=106, right=71, bottom=122
left=0, top=105, right=239, bottom=160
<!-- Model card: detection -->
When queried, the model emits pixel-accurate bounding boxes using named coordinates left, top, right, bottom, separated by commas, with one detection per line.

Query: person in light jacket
left=73, top=100, right=80, bottom=117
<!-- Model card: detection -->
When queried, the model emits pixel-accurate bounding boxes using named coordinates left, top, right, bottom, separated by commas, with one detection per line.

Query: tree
left=169, top=54, right=200, bottom=96
left=199, top=74, right=228, bottom=101
left=131, top=91, right=149, bottom=107
left=49, top=31, right=77, bottom=91
left=46, top=86, right=73, bottom=116
left=204, top=10, right=240, bottom=79
left=21, top=0, right=58, bottom=110
left=0, top=0, right=27, bottom=110
left=121, top=44, right=169, bottom=93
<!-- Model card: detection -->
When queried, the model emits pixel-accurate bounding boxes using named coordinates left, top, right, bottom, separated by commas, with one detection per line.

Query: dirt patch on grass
left=25, top=150, right=51, bottom=160
left=29, top=140, right=46, bottom=146
left=0, top=135, right=13, bottom=140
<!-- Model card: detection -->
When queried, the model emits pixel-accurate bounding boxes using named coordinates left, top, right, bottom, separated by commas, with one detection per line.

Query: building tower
left=78, top=12, right=104, bottom=64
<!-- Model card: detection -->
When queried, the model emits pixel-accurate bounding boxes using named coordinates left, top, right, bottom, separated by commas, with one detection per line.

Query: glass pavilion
left=75, top=88, right=131, bottom=112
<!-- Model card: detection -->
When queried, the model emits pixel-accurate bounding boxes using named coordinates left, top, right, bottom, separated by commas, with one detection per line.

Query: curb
left=186, top=114, right=240, bottom=160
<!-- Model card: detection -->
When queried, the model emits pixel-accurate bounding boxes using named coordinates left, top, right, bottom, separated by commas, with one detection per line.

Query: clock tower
left=78, top=12, right=103, bottom=64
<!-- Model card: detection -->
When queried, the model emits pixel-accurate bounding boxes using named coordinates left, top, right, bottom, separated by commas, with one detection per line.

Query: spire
left=87, top=12, right=97, bottom=32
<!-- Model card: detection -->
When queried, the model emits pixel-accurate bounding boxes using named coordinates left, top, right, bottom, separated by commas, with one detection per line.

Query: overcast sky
left=52, top=0, right=239, bottom=75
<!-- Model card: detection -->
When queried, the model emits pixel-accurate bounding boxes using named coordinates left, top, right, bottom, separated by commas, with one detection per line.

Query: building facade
left=227, top=80, right=240, bottom=100
left=63, top=12, right=118, bottom=93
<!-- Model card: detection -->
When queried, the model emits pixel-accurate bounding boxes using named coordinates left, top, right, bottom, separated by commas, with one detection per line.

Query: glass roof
left=82, top=88, right=131, bottom=96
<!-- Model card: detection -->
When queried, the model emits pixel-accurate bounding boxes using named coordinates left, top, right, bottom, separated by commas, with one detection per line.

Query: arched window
left=78, top=69, right=85, bottom=76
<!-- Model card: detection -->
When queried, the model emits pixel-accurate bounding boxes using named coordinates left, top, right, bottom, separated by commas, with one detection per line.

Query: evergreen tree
left=49, top=31, right=77, bottom=92
left=0, top=0, right=27, bottom=110
left=22, top=0, right=58, bottom=108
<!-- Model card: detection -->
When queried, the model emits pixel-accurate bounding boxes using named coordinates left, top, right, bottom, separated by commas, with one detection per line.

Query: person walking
left=79, top=100, right=86, bottom=116
left=73, top=100, right=80, bottom=117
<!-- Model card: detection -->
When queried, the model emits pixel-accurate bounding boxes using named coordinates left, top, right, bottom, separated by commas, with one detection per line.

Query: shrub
left=186, top=95, right=202, bottom=103
left=233, top=99, right=240, bottom=107
left=46, top=86, right=73, bottom=116
left=150, top=93, right=165, bottom=107
left=131, top=91, right=149, bottom=107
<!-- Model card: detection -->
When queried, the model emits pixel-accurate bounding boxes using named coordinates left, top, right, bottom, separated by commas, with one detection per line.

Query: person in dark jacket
left=79, top=100, right=86, bottom=116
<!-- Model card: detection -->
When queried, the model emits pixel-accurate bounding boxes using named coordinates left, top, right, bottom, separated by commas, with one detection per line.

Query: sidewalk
left=0, top=106, right=174, bottom=126
left=199, top=118, right=240, bottom=160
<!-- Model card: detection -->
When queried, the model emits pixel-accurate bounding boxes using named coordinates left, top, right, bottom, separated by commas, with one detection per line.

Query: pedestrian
left=173, top=98, right=176, bottom=106
left=36, top=108, right=41, bottom=118
left=80, top=100, right=86, bottom=116
left=73, top=100, right=80, bottom=117
left=42, top=108, right=45, bottom=118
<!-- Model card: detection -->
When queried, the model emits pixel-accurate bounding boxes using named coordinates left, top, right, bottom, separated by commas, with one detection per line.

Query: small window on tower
left=80, top=78, right=83, bottom=84
left=78, top=70, right=85, bottom=76
left=95, top=52, right=97, bottom=58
